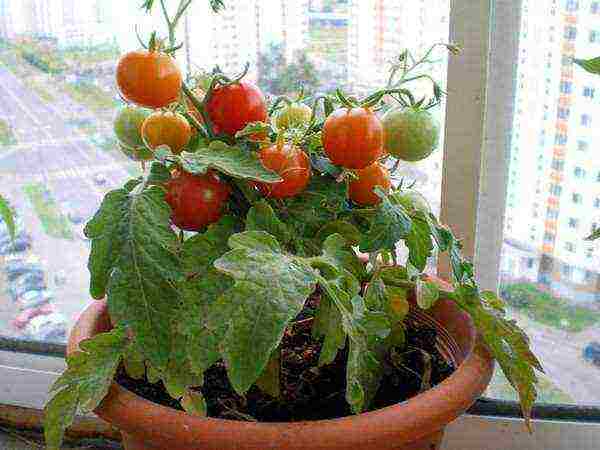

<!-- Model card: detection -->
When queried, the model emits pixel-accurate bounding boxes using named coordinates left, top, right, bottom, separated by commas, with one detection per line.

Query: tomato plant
left=205, top=81, right=268, bottom=136
left=348, top=162, right=392, bottom=206
left=165, top=170, right=231, bottom=231
left=116, top=49, right=182, bottom=109
left=322, top=107, right=384, bottom=169
left=275, top=102, right=312, bottom=131
left=382, top=108, right=440, bottom=162
left=142, top=111, right=192, bottom=155
left=391, top=189, right=431, bottom=213
left=256, top=143, right=311, bottom=199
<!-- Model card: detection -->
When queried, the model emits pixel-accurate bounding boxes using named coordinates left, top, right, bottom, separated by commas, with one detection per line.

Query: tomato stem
left=182, top=82, right=215, bottom=139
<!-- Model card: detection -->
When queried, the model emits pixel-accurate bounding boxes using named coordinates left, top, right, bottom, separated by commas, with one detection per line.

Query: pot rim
left=68, top=291, right=494, bottom=448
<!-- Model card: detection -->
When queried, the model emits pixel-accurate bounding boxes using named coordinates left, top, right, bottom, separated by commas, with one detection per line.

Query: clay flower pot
left=68, top=291, right=494, bottom=450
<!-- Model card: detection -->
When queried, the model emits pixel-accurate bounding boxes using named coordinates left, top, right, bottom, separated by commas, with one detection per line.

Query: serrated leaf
left=180, top=141, right=281, bottom=183
left=313, top=295, right=346, bottom=366
left=178, top=217, right=238, bottom=376
left=406, top=214, right=434, bottom=271
left=314, top=234, right=366, bottom=281
left=574, top=57, right=600, bottom=75
left=416, top=279, right=439, bottom=310
left=214, top=231, right=318, bottom=394
left=181, top=389, right=207, bottom=417
left=455, top=292, right=542, bottom=429
left=0, top=194, right=15, bottom=241
left=44, top=326, right=128, bottom=450
left=235, top=121, right=274, bottom=140
left=147, top=161, right=172, bottom=185
left=316, top=220, right=361, bottom=246
left=379, top=266, right=409, bottom=286
left=122, top=345, right=146, bottom=380
left=481, top=290, right=506, bottom=313
left=87, top=183, right=182, bottom=370
left=359, top=191, right=412, bottom=253
left=246, top=200, right=291, bottom=245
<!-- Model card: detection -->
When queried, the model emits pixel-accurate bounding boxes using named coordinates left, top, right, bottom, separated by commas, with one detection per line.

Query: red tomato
left=165, top=171, right=231, bottom=231
left=322, top=107, right=384, bottom=169
left=141, top=111, right=192, bottom=154
left=116, top=50, right=182, bottom=109
left=348, top=162, right=392, bottom=206
left=205, top=81, right=268, bottom=136
left=256, top=144, right=311, bottom=199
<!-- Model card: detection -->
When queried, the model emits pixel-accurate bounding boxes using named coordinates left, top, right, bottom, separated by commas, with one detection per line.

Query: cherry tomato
left=116, top=50, right=182, bottom=108
left=275, top=102, right=312, bottom=131
left=256, top=144, right=311, bottom=199
left=141, top=111, right=192, bottom=155
left=114, top=107, right=153, bottom=161
left=206, top=81, right=268, bottom=136
left=348, top=162, right=391, bottom=206
left=382, top=108, right=440, bottom=162
left=165, top=170, right=231, bottom=231
left=322, top=107, right=384, bottom=169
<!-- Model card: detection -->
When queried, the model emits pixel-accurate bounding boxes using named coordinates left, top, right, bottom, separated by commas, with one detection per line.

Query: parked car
left=17, top=290, right=53, bottom=311
left=583, top=342, right=600, bottom=367
left=0, top=236, right=32, bottom=255
left=5, top=262, right=43, bottom=282
left=93, top=173, right=107, bottom=185
left=12, top=303, right=55, bottom=330
left=9, top=280, right=46, bottom=299
left=24, top=313, right=67, bottom=342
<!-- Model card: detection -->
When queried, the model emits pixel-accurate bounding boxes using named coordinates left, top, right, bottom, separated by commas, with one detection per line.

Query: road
left=0, top=64, right=133, bottom=339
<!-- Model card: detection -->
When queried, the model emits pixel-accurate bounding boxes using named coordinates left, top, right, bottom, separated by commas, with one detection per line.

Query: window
left=564, top=26, right=577, bottom=40
left=590, top=30, right=599, bottom=43
left=552, top=159, right=565, bottom=171
left=574, top=167, right=586, bottom=178
left=593, top=1, right=600, bottom=13
left=568, top=218, right=579, bottom=228
left=555, top=133, right=568, bottom=145
left=566, top=0, right=579, bottom=12
left=581, top=114, right=592, bottom=127
left=547, top=208, right=559, bottom=219
left=583, top=86, right=595, bottom=98
left=595, top=198, right=600, bottom=208
left=577, top=140, right=589, bottom=151
left=565, top=242, right=576, bottom=253
left=572, top=193, right=583, bottom=204
left=544, top=232, right=555, bottom=243
left=557, top=107, right=570, bottom=119
left=562, top=264, right=573, bottom=279
left=550, top=184, right=563, bottom=196
left=560, top=81, right=573, bottom=94
left=597, top=172, right=600, bottom=182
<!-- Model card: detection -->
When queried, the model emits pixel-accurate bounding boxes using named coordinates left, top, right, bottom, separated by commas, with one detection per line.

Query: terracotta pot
left=68, top=286, right=494, bottom=450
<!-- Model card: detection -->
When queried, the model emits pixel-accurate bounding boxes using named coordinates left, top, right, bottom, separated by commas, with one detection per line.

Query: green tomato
left=114, top=106, right=152, bottom=150
left=274, top=102, right=312, bottom=131
left=382, top=108, right=440, bottom=162
left=391, top=190, right=431, bottom=214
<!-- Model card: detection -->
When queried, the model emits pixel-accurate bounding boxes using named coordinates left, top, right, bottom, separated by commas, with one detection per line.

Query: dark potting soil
left=116, top=299, right=455, bottom=422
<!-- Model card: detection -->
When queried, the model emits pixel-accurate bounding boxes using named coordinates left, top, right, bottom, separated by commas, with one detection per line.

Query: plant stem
left=182, top=82, right=215, bottom=138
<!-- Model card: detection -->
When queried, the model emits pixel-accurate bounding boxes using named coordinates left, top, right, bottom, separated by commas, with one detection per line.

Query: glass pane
left=0, top=1, right=449, bottom=345
left=490, top=0, right=600, bottom=406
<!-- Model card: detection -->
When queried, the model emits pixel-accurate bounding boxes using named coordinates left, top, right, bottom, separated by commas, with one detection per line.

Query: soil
left=116, top=298, right=454, bottom=422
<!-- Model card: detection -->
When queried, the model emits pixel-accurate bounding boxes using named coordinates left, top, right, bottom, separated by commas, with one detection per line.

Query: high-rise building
left=503, top=0, right=600, bottom=302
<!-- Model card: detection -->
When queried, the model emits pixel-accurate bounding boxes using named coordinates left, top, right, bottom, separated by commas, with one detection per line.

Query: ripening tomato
left=348, top=162, right=392, bottom=206
left=205, top=81, right=267, bottom=136
left=322, top=107, right=384, bottom=169
left=165, top=170, right=231, bottom=231
left=141, top=111, right=192, bottom=154
left=382, top=108, right=440, bottom=162
left=256, top=144, right=311, bottom=199
left=275, top=102, right=312, bottom=131
left=114, top=106, right=151, bottom=149
left=116, top=50, right=182, bottom=108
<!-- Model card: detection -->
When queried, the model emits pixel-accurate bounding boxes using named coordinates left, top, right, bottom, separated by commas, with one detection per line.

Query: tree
left=257, top=43, right=320, bottom=96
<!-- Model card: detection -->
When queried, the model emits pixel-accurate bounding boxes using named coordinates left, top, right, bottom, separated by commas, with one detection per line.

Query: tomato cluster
left=114, top=46, right=439, bottom=231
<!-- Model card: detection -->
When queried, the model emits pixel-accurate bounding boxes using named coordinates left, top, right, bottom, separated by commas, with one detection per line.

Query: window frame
left=0, top=0, right=599, bottom=446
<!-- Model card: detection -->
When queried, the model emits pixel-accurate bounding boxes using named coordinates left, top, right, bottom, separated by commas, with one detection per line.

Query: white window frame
left=1, top=1, right=600, bottom=448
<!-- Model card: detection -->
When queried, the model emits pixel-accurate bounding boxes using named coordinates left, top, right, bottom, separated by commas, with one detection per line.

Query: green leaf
left=379, top=266, right=409, bottom=286
left=359, top=190, right=412, bottom=253
left=122, top=345, right=146, bottom=380
left=44, top=326, right=129, bottom=449
left=480, top=290, right=506, bottom=313
left=574, top=57, right=600, bottom=75
left=416, top=279, right=439, bottom=310
left=455, top=292, right=542, bottom=429
left=235, top=121, right=274, bottom=139
left=246, top=200, right=291, bottom=245
left=178, top=217, right=238, bottom=376
left=255, top=350, right=281, bottom=398
left=316, top=220, right=361, bottom=246
left=312, top=295, right=346, bottom=366
left=86, top=183, right=182, bottom=370
left=181, top=389, right=207, bottom=417
left=406, top=213, right=434, bottom=272
left=315, top=234, right=367, bottom=281
left=0, top=194, right=15, bottom=241
left=180, top=141, right=281, bottom=183
left=585, top=227, right=600, bottom=241
left=214, top=231, right=318, bottom=394
left=147, top=161, right=172, bottom=185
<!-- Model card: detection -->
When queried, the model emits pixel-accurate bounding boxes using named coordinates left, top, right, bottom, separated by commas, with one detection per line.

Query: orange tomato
left=141, top=111, right=191, bottom=154
left=256, top=144, right=311, bottom=199
left=348, top=162, right=392, bottom=206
